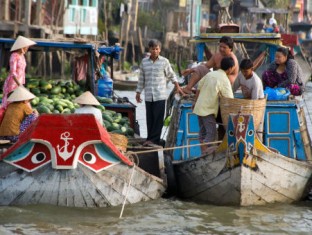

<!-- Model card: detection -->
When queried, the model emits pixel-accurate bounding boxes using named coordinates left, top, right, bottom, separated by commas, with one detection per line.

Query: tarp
left=97, top=45, right=123, bottom=60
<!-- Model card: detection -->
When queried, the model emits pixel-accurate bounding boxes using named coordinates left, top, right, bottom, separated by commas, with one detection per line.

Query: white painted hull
left=173, top=150, right=312, bottom=206
left=0, top=162, right=165, bottom=207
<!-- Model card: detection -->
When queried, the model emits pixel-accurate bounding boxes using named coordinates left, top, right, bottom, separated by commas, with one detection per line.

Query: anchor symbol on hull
left=237, top=116, right=245, bottom=133
left=57, top=132, right=76, bottom=161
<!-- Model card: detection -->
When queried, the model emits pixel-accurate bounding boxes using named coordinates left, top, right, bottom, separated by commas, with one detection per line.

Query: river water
left=1, top=89, right=312, bottom=234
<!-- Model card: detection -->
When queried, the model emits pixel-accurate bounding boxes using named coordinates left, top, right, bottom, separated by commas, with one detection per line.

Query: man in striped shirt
left=136, top=39, right=184, bottom=146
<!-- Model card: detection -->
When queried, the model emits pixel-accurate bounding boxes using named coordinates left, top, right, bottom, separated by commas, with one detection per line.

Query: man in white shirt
left=135, top=39, right=184, bottom=145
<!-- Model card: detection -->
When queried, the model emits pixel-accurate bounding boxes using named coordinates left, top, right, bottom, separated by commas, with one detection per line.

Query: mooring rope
left=119, top=164, right=136, bottom=219
left=128, top=140, right=222, bottom=155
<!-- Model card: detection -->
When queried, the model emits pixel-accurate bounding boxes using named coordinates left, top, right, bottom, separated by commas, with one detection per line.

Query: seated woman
left=74, top=91, right=103, bottom=126
left=262, top=47, right=304, bottom=96
left=0, top=86, right=38, bottom=143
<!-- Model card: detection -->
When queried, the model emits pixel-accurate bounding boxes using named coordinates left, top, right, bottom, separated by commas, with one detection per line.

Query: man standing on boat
left=193, top=57, right=235, bottom=154
left=135, top=39, right=184, bottom=146
left=182, top=36, right=238, bottom=140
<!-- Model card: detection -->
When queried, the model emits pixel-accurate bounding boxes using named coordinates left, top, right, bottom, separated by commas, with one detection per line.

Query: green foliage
left=0, top=67, right=8, bottom=88
left=64, top=61, right=72, bottom=77
left=98, top=18, right=105, bottom=35
left=123, top=61, right=132, bottom=72
left=171, top=63, right=178, bottom=73
left=263, top=0, right=290, bottom=8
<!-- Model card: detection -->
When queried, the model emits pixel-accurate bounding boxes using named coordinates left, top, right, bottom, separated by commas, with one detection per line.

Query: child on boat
left=0, top=86, right=38, bottom=143
left=233, top=58, right=264, bottom=99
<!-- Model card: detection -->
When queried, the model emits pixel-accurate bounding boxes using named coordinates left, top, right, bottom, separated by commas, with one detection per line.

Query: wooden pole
left=118, top=11, right=125, bottom=71
left=55, top=0, right=65, bottom=35
left=131, top=34, right=135, bottom=65
left=133, top=0, right=138, bottom=32
left=3, top=0, right=10, bottom=21
left=103, top=0, right=108, bottom=40
left=43, top=52, right=47, bottom=78
left=123, top=10, right=132, bottom=70
left=137, top=27, right=144, bottom=56
left=35, top=0, right=42, bottom=26
left=189, top=0, right=194, bottom=57
left=49, top=52, right=53, bottom=79
left=13, top=0, right=19, bottom=37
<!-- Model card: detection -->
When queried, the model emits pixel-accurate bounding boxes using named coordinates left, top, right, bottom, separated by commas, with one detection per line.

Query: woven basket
left=109, top=133, right=128, bottom=153
left=220, top=97, right=266, bottom=130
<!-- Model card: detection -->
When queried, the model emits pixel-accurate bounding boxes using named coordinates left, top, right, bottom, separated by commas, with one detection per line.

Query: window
left=82, top=9, right=87, bottom=22
left=70, top=8, right=75, bottom=22
left=91, top=0, right=97, bottom=7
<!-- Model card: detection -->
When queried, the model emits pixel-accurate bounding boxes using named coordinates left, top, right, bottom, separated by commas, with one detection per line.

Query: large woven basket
left=109, top=133, right=128, bottom=153
left=220, top=97, right=266, bottom=130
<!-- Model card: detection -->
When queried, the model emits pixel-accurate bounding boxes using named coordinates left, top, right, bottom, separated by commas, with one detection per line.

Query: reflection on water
left=1, top=199, right=312, bottom=234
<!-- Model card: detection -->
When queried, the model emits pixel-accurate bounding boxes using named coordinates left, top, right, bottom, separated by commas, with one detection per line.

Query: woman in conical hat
left=74, top=91, right=103, bottom=126
left=0, top=86, right=38, bottom=143
left=1, top=36, right=36, bottom=109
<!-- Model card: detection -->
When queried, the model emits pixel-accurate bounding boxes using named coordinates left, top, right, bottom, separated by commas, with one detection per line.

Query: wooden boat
left=113, top=71, right=138, bottom=91
left=0, top=114, right=166, bottom=207
left=163, top=31, right=312, bottom=205
left=166, top=97, right=312, bottom=206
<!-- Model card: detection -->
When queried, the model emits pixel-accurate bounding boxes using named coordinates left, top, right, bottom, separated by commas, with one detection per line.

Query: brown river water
left=1, top=199, right=312, bottom=234
left=1, top=89, right=312, bottom=234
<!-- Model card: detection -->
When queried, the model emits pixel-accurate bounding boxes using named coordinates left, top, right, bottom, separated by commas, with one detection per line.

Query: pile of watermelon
left=0, top=76, right=134, bottom=136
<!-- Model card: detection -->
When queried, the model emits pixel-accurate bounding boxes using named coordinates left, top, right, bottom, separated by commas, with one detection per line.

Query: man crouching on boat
left=193, top=57, right=235, bottom=155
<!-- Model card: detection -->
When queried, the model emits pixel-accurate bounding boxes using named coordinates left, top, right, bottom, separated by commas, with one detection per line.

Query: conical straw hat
left=7, top=86, right=36, bottom=102
left=74, top=91, right=100, bottom=106
left=10, top=36, right=36, bottom=52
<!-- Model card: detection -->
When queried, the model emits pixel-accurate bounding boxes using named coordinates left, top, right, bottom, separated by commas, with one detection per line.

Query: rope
left=125, top=151, right=140, bottom=166
left=119, top=164, right=136, bottom=219
left=128, top=140, right=222, bottom=155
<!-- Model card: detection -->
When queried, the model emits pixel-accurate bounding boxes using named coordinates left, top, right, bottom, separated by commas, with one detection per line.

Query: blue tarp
left=97, top=45, right=123, bottom=60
